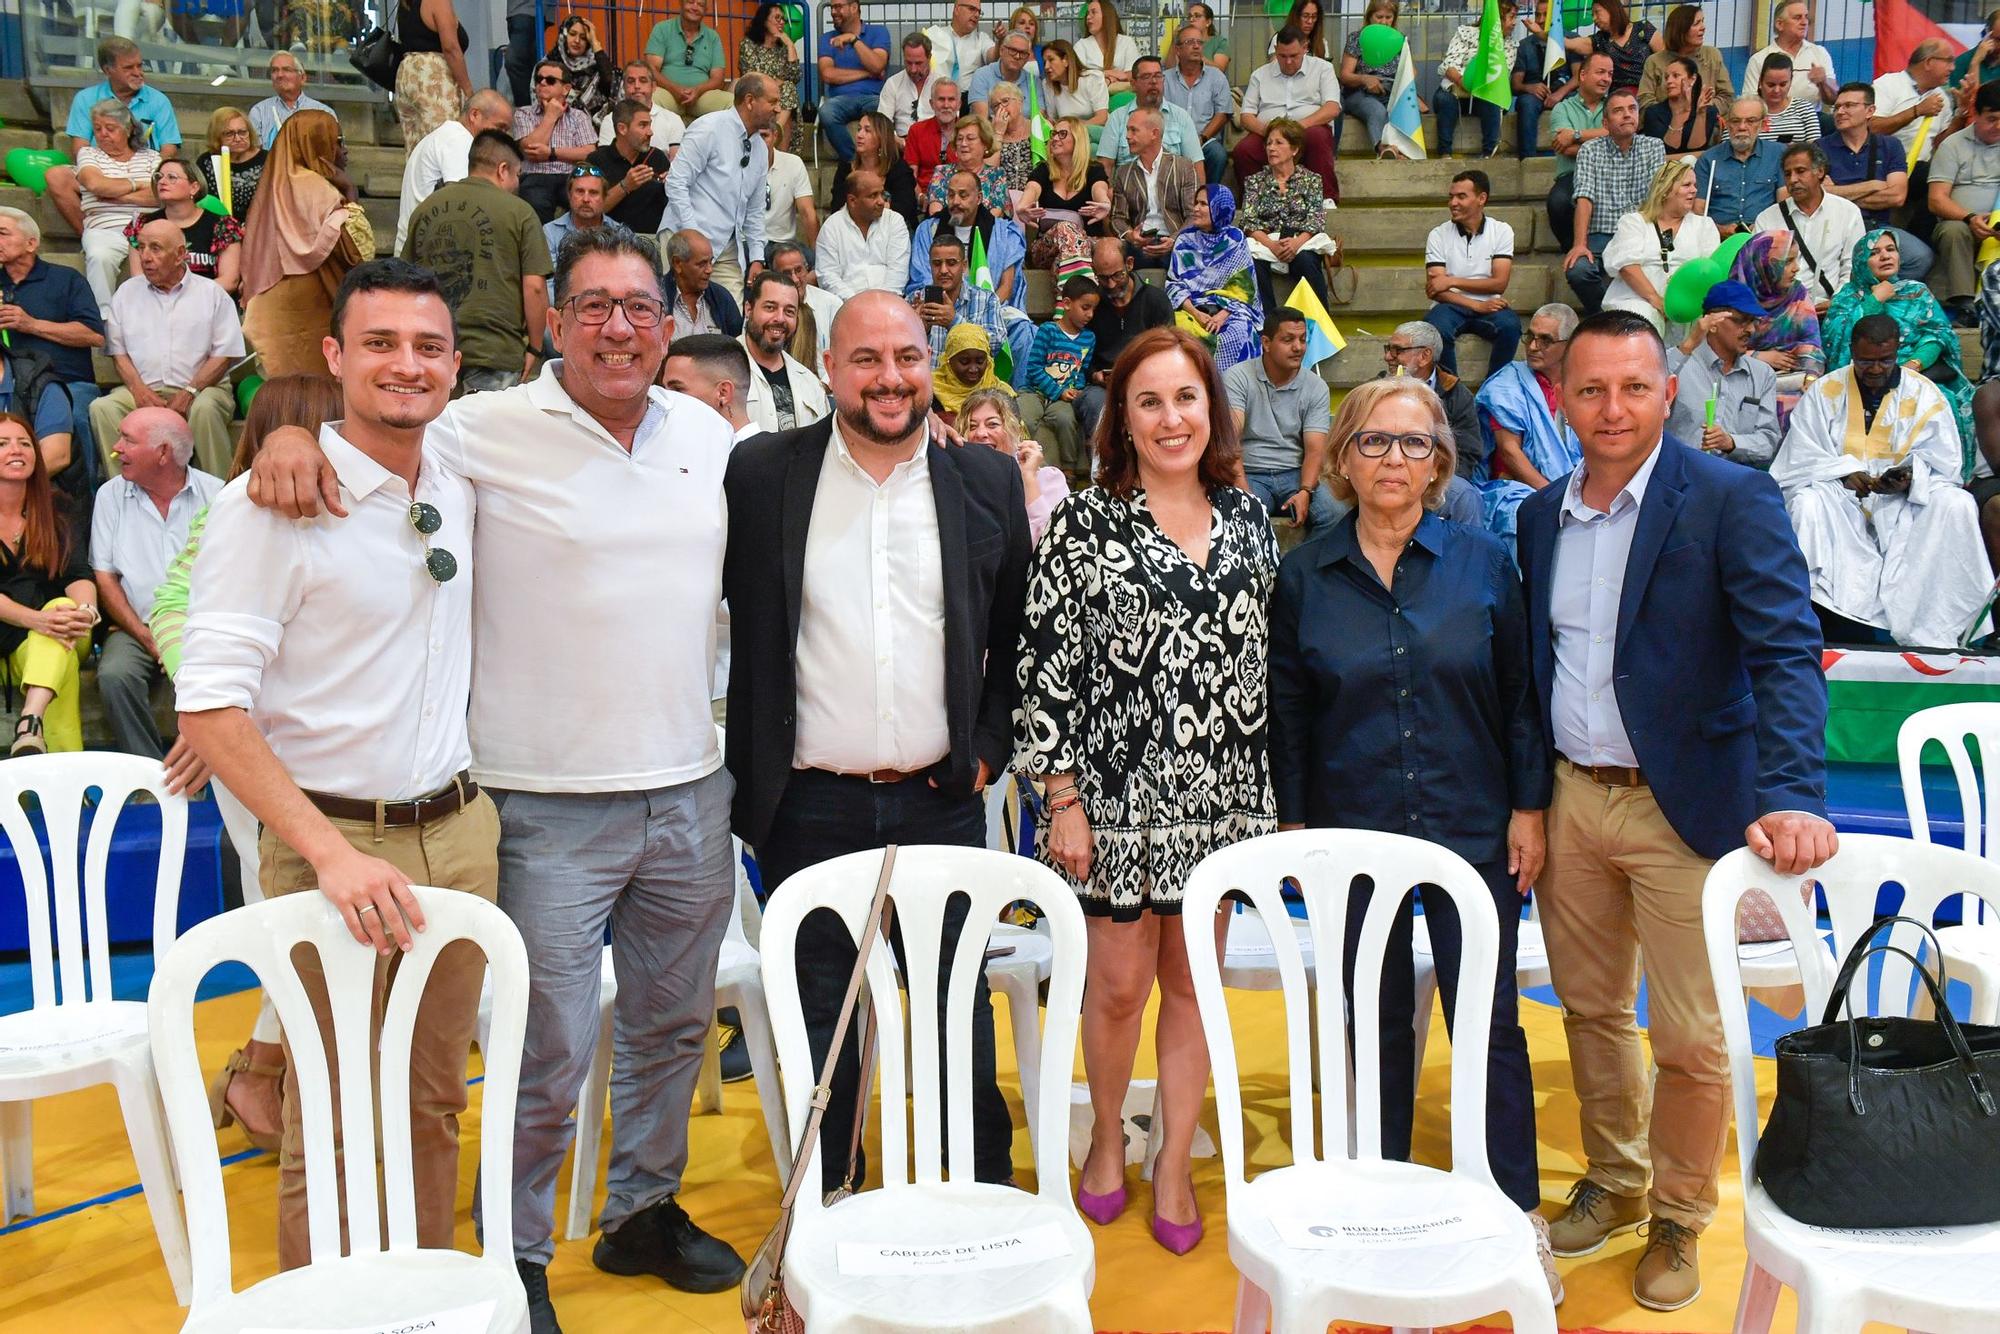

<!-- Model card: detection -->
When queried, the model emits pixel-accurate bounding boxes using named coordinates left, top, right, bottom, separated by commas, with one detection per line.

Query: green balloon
left=1714, top=230, right=1753, bottom=282
left=1357, top=23, right=1404, bottom=68
left=197, top=193, right=227, bottom=217
left=235, top=374, right=264, bottom=418
left=4, top=147, right=67, bottom=195
left=1664, top=255, right=1726, bottom=326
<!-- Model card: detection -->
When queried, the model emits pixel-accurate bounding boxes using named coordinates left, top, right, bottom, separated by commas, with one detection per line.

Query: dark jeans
left=754, top=768, right=1014, bottom=1192
left=1343, top=858, right=1539, bottom=1211
left=1546, top=172, right=1577, bottom=253
left=504, top=14, right=539, bottom=107
left=518, top=172, right=568, bottom=224
left=1252, top=251, right=1332, bottom=324
left=1425, top=300, right=1521, bottom=376
left=1564, top=229, right=1615, bottom=314
left=1435, top=90, right=1505, bottom=158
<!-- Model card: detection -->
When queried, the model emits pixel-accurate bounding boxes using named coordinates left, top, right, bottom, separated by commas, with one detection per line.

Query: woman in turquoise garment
left=1822, top=228, right=1976, bottom=475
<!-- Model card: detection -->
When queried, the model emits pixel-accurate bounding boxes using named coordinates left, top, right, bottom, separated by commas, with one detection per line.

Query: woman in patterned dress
left=741, top=1, right=804, bottom=154
left=1016, top=324, right=1278, bottom=1256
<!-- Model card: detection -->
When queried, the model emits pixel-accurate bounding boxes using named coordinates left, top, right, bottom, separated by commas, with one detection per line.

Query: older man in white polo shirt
left=247, top=228, right=744, bottom=1334
left=92, top=404, right=221, bottom=761
left=88, top=218, right=243, bottom=481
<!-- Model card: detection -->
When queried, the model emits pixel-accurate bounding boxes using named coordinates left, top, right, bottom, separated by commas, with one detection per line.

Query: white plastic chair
left=1899, top=702, right=2000, bottom=1023
left=1183, top=830, right=1556, bottom=1334
left=0, top=753, right=191, bottom=1303
left=1705, top=834, right=2000, bottom=1334
left=1409, top=895, right=1551, bottom=1075
left=760, top=844, right=1094, bottom=1333
left=149, top=886, right=531, bottom=1333
left=982, top=776, right=1058, bottom=1142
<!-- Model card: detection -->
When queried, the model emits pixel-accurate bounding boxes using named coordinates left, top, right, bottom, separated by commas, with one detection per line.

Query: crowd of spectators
left=16, top=4, right=2000, bottom=767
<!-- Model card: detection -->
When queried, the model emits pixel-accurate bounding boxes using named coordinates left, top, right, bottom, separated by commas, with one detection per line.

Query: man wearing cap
left=1665, top=281, right=1781, bottom=469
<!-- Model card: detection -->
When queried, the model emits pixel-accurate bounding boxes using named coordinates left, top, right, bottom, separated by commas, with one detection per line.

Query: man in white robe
left=1773, top=314, right=1993, bottom=647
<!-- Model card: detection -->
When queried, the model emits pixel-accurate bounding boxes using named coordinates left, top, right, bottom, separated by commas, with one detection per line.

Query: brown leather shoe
left=1633, top=1217, right=1701, bottom=1312
left=1545, top=1178, right=1647, bottom=1257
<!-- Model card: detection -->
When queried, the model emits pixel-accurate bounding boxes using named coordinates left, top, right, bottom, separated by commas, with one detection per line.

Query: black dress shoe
left=517, top=1258, right=563, bottom=1334
left=592, top=1195, right=747, bottom=1293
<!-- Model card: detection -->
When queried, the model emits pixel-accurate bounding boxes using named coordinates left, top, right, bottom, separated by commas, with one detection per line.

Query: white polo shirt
left=1424, top=215, right=1515, bottom=281
left=428, top=360, right=733, bottom=793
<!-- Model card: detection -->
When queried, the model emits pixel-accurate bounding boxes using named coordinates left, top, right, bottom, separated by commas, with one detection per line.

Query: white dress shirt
left=1549, top=442, right=1664, bottom=768
left=815, top=205, right=912, bottom=300
left=428, top=361, right=732, bottom=792
left=878, top=68, right=940, bottom=137
left=792, top=421, right=948, bottom=773
left=660, top=106, right=769, bottom=274
left=764, top=149, right=815, bottom=245
left=177, top=427, right=475, bottom=800
left=106, top=270, right=246, bottom=388
left=1752, top=190, right=1865, bottom=301
left=598, top=103, right=685, bottom=155
left=925, top=23, right=993, bottom=83
left=91, top=466, right=224, bottom=622
left=1747, top=41, right=1837, bottom=106
left=741, top=335, right=831, bottom=432
left=1137, top=150, right=1167, bottom=234
left=1873, top=70, right=1954, bottom=166
left=396, top=118, right=472, bottom=255
left=801, top=283, right=841, bottom=365
left=1243, top=55, right=1342, bottom=124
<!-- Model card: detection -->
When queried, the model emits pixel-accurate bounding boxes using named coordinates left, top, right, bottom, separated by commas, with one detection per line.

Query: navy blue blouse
left=1268, top=511, right=1551, bottom=866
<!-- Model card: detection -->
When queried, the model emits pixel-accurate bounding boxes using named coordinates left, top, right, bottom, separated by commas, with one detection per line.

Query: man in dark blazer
left=1109, top=107, right=1201, bottom=269
left=1517, top=311, right=1837, bottom=1313
left=723, top=289, right=1032, bottom=1191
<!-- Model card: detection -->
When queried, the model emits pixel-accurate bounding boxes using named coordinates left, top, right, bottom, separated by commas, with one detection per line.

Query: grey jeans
left=484, top=765, right=738, bottom=1262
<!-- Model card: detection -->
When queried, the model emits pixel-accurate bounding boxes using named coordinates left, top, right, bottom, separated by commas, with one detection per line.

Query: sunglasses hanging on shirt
left=409, top=502, right=458, bottom=584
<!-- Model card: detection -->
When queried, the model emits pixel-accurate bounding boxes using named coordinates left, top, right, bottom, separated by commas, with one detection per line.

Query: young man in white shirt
left=598, top=58, right=685, bottom=157
left=1423, top=169, right=1518, bottom=377
left=878, top=31, right=941, bottom=137
left=246, top=230, right=744, bottom=1334
left=1754, top=141, right=1865, bottom=310
left=177, top=258, right=497, bottom=1280
left=761, top=125, right=820, bottom=257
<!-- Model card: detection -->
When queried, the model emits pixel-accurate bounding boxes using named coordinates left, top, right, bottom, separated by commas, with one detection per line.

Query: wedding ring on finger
left=357, top=904, right=379, bottom=917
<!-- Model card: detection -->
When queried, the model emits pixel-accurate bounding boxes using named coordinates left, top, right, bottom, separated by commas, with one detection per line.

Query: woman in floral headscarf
left=1168, top=184, right=1262, bottom=370
left=1728, top=228, right=1825, bottom=380
left=550, top=15, right=619, bottom=122
left=1823, top=228, right=1975, bottom=462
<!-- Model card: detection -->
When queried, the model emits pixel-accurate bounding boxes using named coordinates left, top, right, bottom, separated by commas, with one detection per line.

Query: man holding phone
left=1227, top=309, right=1335, bottom=534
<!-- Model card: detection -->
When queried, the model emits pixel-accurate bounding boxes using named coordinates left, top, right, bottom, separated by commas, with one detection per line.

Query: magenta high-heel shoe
left=1076, top=1181, right=1129, bottom=1226
left=1150, top=1209, right=1204, bottom=1255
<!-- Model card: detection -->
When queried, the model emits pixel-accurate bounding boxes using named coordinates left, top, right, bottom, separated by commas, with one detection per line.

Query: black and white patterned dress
left=1016, top=485, right=1279, bottom=920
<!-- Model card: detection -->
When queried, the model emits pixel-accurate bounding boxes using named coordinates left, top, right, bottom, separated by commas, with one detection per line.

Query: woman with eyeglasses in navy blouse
left=1267, top=376, right=1555, bottom=1274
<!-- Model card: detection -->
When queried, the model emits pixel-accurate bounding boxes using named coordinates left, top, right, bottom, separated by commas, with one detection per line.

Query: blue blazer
left=1517, top=438, right=1828, bottom=859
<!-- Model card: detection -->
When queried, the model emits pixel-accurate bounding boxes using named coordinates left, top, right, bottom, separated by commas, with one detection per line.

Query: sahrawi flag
left=1027, top=74, right=1051, bottom=164
left=1382, top=38, right=1426, bottom=159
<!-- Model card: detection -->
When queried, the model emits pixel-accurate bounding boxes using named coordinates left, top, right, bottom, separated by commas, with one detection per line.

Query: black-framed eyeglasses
left=408, top=502, right=458, bottom=583
left=565, top=292, right=667, bottom=328
left=1383, top=342, right=1421, bottom=358
left=1351, top=431, right=1438, bottom=459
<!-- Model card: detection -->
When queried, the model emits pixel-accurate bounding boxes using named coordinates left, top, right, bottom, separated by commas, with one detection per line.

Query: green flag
left=967, top=229, right=1011, bottom=379
left=1027, top=74, right=1051, bottom=165
left=1460, top=0, right=1513, bottom=112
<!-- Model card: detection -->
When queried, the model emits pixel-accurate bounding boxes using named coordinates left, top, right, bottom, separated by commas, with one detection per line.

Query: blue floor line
left=0, top=1145, right=265, bottom=1237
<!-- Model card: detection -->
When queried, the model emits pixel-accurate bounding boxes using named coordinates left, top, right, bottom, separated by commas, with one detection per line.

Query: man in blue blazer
left=1517, top=311, right=1837, bottom=1313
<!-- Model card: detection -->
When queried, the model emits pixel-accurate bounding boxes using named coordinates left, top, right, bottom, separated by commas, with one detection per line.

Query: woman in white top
left=1603, top=157, right=1720, bottom=339
left=1044, top=39, right=1110, bottom=126
left=1076, top=0, right=1140, bottom=93
left=76, top=100, right=161, bottom=315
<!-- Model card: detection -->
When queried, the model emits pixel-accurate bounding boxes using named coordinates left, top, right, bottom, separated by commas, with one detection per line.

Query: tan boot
left=1633, top=1217, right=1701, bottom=1312
left=1545, top=1178, right=1647, bottom=1257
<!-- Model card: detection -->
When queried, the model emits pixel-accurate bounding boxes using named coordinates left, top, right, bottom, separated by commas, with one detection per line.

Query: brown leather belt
left=808, top=766, right=929, bottom=785
left=302, top=773, right=480, bottom=827
left=1562, top=757, right=1648, bottom=788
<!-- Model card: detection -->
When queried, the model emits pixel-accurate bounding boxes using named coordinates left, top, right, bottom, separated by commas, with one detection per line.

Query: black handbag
left=1757, top=915, right=2000, bottom=1228
left=349, top=23, right=403, bottom=93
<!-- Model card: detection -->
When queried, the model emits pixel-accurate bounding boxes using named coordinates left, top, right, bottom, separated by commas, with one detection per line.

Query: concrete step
left=47, top=80, right=395, bottom=150
left=359, top=195, right=399, bottom=246
left=0, top=128, right=53, bottom=159
left=362, top=170, right=402, bottom=199
left=1335, top=262, right=1554, bottom=318
left=1330, top=202, right=1551, bottom=256
left=0, top=183, right=79, bottom=242
left=0, top=83, right=46, bottom=128
left=1335, top=112, right=1555, bottom=158
left=1334, top=154, right=1561, bottom=207
left=345, top=143, right=405, bottom=187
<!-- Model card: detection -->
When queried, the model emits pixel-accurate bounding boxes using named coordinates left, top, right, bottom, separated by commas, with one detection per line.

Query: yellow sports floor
left=3, top=985, right=1831, bottom=1333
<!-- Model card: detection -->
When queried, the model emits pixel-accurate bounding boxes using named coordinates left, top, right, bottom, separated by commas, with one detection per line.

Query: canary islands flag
left=1543, top=0, right=1567, bottom=79
left=1382, top=40, right=1426, bottom=160
left=1284, top=275, right=1346, bottom=370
